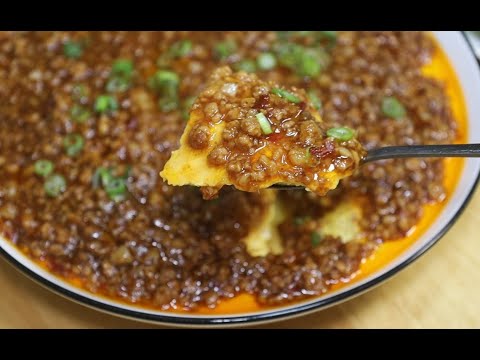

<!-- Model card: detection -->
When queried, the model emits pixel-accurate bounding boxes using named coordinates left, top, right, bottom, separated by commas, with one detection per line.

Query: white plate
left=1, top=31, right=480, bottom=326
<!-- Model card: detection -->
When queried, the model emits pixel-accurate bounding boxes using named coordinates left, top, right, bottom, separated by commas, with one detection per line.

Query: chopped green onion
left=214, top=40, right=237, bottom=60
left=158, top=96, right=179, bottom=112
left=72, top=84, right=88, bottom=101
left=271, top=88, right=301, bottom=103
left=95, top=95, right=118, bottom=113
left=294, top=216, right=311, bottom=226
left=169, top=40, right=193, bottom=58
left=111, top=59, right=134, bottom=78
left=311, top=231, right=322, bottom=246
left=257, top=52, right=277, bottom=71
left=106, top=59, right=134, bottom=93
left=275, top=42, right=302, bottom=69
left=63, top=134, right=85, bottom=157
left=326, top=127, right=355, bottom=141
left=148, top=70, right=180, bottom=112
left=318, top=31, right=337, bottom=41
left=106, top=76, right=130, bottom=93
left=104, top=177, right=127, bottom=201
left=149, top=70, right=180, bottom=91
left=234, top=59, right=257, bottom=73
left=34, top=160, right=54, bottom=177
left=92, top=166, right=129, bottom=202
left=157, top=40, right=193, bottom=66
left=63, top=41, right=83, bottom=59
left=381, top=96, right=406, bottom=119
left=255, top=113, right=273, bottom=135
left=92, top=167, right=113, bottom=188
left=275, top=42, right=329, bottom=78
left=44, top=174, right=66, bottom=197
left=70, top=104, right=91, bottom=123
left=182, top=96, right=196, bottom=120
left=307, top=90, right=322, bottom=111
left=299, top=50, right=322, bottom=77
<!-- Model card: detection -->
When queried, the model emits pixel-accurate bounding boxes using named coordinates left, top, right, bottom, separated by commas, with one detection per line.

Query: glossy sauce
left=194, top=39, right=467, bottom=314
left=0, top=32, right=462, bottom=313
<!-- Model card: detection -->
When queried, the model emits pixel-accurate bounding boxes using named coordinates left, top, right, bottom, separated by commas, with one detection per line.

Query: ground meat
left=188, top=124, right=210, bottom=150
left=185, top=67, right=365, bottom=197
left=0, top=31, right=458, bottom=311
left=207, top=146, right=229, bottom=165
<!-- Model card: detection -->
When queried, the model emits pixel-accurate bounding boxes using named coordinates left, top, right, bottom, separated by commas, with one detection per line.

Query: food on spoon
left=161, top=67, right=366, bottom=198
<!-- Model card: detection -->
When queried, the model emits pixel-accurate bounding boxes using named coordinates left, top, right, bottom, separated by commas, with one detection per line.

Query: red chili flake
left=309, top=140, right=335, bottom=158
left=253, top=94, right=270, bottom=110
left=267, top=132, right=284, bottom=143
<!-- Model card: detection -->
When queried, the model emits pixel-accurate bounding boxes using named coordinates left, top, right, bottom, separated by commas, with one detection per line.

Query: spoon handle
left=364, top=144, right=480, bottom=163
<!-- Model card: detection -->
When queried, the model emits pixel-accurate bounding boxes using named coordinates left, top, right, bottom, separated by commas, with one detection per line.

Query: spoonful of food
left=271, top=143, right=480, bottom=190
left=160, top=66, right=480, bottom=198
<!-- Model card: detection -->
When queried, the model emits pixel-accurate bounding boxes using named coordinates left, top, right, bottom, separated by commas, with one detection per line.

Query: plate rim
left=1, top=31, right=479, bottom=327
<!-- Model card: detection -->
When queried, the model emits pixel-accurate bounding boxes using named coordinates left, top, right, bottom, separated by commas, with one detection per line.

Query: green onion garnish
left=255, top=113, right=273, bottom=135
left=317, top=31, right=338, bottom=50
left=111, top=59, right=134, bottom=78
left=106, top=59, right=134, bottom=93
left=271, top=88, right=301, bottom=103
left=104, top=177, right=127, bottom=201
left=307, top=90, right=322, bottom=111
left=34, top=160, right=54, bottom=177
left=63, top=41, right=83, bottom=59
left=70, top=104, right=91, bottom=123
left=234, top=59, right=257, bottom=73
left=150, top=70, right=179, bottom=89
left=44, top=174, right=66, bottom=197
left=63, top=134, right=85, bottom=157
left=94, top=95, right=118, bottom=113
left=298, top=49, right=323, bottom=77
left=214, top=40, right=237, bottom=60
left=318, top=31, right=337, bottom=41
left=72, top=84, right=88, bottom=101
left=169, top=40, right=193, bottom=58
left=311, top=231, right=322, bottom=246
left=92, top=167, right=129, bottom=202
left=148, top=70, right=180, bottom=98
left=326, top=127, right=355, bottom=141
left=275, top=42, right=329, bottom=77
left=381, top=96, right=406, bottom=119
left=106, top=77, right=130, bottom=93
left=257, top=52, right=277, bottom=71
left=148, top=70, right=180, bottom=112
left=92, top=167, right=113, bottom=188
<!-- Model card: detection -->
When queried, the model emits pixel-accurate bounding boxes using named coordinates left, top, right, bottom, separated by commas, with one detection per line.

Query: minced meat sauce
left=0, top=32, right=457, bottom=310
left=169, top=66, right=365, bottom=199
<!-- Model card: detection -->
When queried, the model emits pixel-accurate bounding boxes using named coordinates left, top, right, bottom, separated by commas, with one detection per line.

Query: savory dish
left=161, top=66, right=365, bottom=199
left=0, top=32, right=464, bottom=313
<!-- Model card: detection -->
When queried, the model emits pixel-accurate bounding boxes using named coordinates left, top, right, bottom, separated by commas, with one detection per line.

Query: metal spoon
left=271, top=143, right=480, bottom=190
